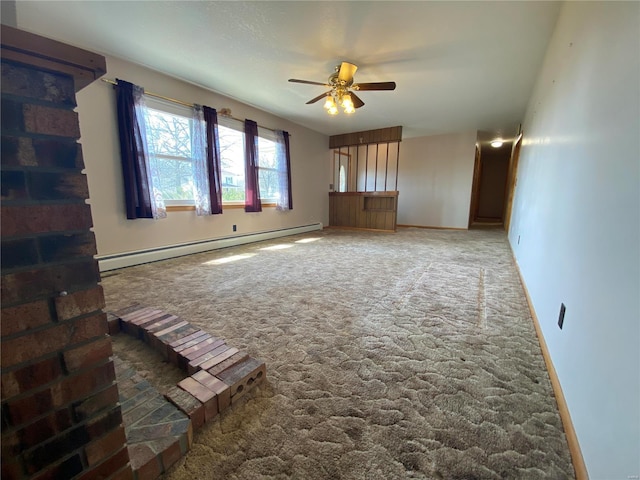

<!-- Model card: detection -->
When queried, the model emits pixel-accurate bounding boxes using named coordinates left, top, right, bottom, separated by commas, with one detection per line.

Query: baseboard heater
left=96, top=223, right=323, bottom=272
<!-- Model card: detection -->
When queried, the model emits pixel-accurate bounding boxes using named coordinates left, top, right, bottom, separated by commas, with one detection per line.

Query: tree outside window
left=146, top=104, right=285, bottom=206
left=257, top=136, right=279, bottom=202
left=146, top=108, right=194, bottom=200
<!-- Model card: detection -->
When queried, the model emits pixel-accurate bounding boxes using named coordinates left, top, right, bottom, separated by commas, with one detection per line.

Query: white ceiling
left=14, top=1, right=561, bottom=141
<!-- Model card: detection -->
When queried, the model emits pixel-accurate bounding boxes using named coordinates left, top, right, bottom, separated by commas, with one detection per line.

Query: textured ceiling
left=14, top=1, right=561, bottom=141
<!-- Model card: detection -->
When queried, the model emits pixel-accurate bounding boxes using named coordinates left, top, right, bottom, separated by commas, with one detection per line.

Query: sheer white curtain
left=190, top=105, right=211, bottom=216
left=137, top=89, right=167, bottom=219
left=274, top=129, right=291, bottom=211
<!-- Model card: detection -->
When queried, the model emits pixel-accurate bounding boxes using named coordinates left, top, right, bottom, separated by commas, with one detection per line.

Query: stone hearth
left=108, top=306, right=266, bottom=480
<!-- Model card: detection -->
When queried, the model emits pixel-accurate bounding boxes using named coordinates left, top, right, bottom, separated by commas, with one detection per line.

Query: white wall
left=76, top=56, right=329, bottom=257
left=509, top=3, right=640, bottom=478
left=397, top=131, right=477, bottom=228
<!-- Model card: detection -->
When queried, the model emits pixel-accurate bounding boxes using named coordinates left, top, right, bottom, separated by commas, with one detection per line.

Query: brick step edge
left=126, top=429, right=191, bottom=480
left=109, top=306, right=237, bottom=377
left=109, top=305, right=267, bottom=437
left=165, top=356, right=266, bottom=433
left=114, top=354, right=192, bottom=480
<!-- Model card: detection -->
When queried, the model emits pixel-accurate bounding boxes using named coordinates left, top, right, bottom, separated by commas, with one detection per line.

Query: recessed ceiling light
left=490, top=139, right=503, bottom=148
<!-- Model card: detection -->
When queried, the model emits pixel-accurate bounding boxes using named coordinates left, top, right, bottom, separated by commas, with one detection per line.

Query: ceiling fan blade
left=338, top=62, right=358, bottom=83
left=350, top=92, right=365, bottom=109
left=306, top=90, right=332, bottom=104
left=289, top=79, right=331, bottom=86
left=353, top=81, right=396, bottom=91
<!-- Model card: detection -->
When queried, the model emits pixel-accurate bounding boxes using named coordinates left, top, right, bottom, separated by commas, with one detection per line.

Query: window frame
left=143, top=98, right=282, bottom=211
left=256, top=128, right=281, bottom=204
left=144, top=97, right=196, bottom=207
left=217, top=116, right=247, bottom=207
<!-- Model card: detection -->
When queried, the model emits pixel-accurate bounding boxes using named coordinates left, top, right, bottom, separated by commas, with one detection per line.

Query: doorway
left=469, top=139, right=512, bottom=228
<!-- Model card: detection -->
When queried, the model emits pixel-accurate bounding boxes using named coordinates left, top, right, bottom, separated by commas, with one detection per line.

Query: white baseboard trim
left=96, top=222, right=323, bottom=272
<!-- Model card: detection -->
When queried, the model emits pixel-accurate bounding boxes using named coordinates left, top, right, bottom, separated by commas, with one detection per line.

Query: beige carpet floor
left=104, top=227, right=575, bottom=480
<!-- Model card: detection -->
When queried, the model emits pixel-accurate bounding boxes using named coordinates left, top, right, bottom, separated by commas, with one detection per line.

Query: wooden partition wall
left=328, top=126, right=402, bottom=232
left=329, top=191, right=399, bottom=231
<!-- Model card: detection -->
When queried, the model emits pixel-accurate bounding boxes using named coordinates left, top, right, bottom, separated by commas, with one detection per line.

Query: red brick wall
left=1, top=59, right=132, bottom=479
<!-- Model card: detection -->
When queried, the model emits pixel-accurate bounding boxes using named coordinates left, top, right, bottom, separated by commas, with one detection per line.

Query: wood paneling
left=329, top=191, right=398, bottom=231
left=330, top=126, right=403, bottom=148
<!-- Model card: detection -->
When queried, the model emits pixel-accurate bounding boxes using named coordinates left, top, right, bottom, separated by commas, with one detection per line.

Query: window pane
left=259, top=168, right=279, bottom=201
left=147, top=109, right=191, bottom=157
left=258, top=137, right=279, bottom=200
left=258, top=137, right=276, bottom=168
left=146, top=107, right=194, bottom=201
left=155, top=157, right=194, bottom=200
left=219, top=124, right=245, bottom=202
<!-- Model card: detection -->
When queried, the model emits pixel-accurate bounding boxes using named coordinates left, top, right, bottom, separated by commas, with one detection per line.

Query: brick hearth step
left=110, top=306, right=266, bottom=396
left=113, top=357, right=191, bottom=480
left=108, top=305, right=267, bottom=479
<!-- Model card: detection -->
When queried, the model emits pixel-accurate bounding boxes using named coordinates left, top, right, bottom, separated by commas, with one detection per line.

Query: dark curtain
left=203, top=106, right=223, bottom=214
left=244, top=119, right=262, bottom=212
left=283, top=131, right=293, bottom=210
left=114, top=79, right=153, bottom=219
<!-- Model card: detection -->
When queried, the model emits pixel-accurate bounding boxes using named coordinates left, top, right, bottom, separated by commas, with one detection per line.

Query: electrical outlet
left=558, top=303, right=566, bottom=329
left=232, top=224, right=237, bottom=232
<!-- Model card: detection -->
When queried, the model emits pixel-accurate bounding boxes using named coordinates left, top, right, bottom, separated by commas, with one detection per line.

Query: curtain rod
left=101, top=78, right=283, bottom=134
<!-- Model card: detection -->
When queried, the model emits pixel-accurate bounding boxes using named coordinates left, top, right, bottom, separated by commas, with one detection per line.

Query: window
left=257, top=130, right=279, bottom=203
left=145, top=102, right=248, bottom=206
left=144, top=99, right=286, bottom=208
left=217, top=122, right=284, bottom=205
left=145, top=101, right=195, bottom=204
left=339, top=165, right=347, bottom=192
left=333, top=149, right=350, bottom=192
left=218, top=118, right=245, bottom=204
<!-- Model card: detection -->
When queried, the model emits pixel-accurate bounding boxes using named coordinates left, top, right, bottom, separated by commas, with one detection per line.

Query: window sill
left=223, top=202, right=278, bottom=209
left=166, top=205, right=195, bottom=212
left=166, top=203, right=277, bottom=212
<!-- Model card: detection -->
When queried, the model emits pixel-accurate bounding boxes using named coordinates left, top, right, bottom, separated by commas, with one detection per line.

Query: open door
left=503, top=133, right=523, bottom=233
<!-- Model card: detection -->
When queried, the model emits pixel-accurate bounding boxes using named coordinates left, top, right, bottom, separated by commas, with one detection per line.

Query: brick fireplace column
left=1, top=26, right=133, bottom=479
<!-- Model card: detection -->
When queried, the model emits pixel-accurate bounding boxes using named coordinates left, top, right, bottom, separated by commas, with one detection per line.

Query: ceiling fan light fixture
left=323, top=94, right=336, bottom=111
left=341, top=94, right=355, bottom=114
left=289, top=62, right=395, bottom=116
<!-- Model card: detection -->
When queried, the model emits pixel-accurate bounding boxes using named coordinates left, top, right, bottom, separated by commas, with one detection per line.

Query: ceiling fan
left=288, top=62, right=396, bottom=115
